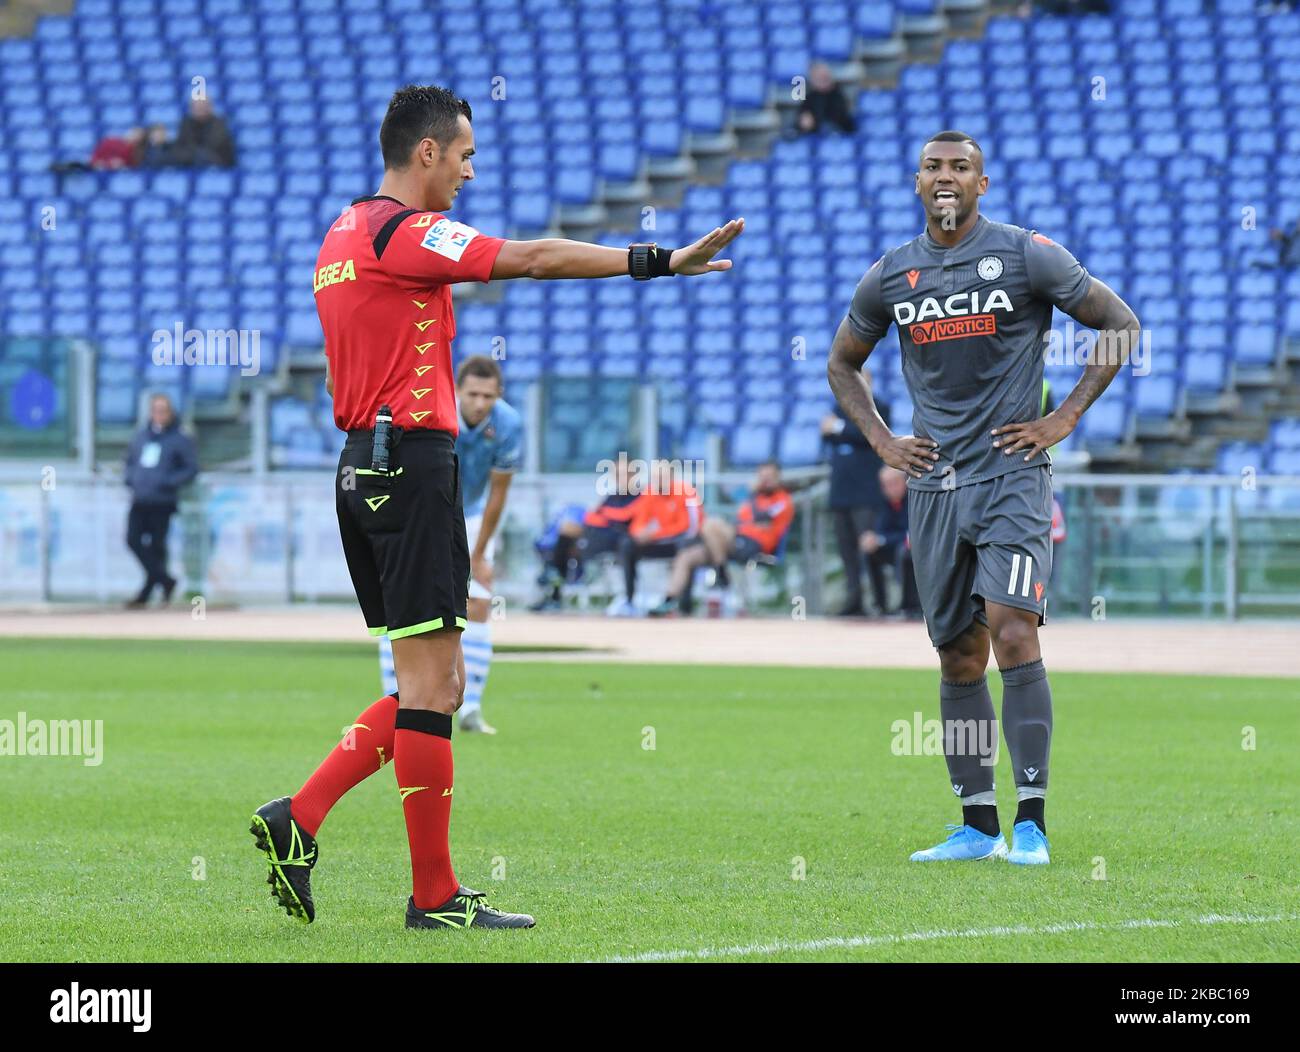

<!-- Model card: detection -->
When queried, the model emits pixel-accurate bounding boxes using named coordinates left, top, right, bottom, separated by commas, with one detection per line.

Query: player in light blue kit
left=380, top=355, right=523, bottom=733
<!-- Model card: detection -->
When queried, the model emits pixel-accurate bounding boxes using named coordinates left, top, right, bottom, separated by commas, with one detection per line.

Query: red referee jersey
left=314, top=195, right=505, bottom=434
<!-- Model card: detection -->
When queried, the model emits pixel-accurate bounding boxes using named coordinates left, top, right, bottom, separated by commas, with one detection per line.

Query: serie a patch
left=420, top=218, right=478, bottom=261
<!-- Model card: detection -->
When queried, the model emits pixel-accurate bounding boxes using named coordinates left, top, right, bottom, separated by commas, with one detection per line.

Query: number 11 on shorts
left=1008, top=552, right=1033, bottom=599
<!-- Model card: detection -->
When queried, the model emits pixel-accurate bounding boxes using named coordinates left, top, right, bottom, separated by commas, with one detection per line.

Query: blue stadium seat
left=1217, top=442, right=1266, bottom=477
left=1272, top=419, right=1300, bottom=450
left=730, top=426, right=775, bottom=466
left=1234, top=326, right=1277, bottom=367
left=0, top=0, right=1291, bottom=471
left=1080, top=401, right=1130, bottom=443
left=1267, top=448, right=1300, bottom=475
left=1134, top=376, right=1180, bottom=418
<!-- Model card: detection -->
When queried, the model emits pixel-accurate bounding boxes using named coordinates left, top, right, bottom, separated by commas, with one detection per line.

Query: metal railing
left=1, top=470, right=1297, bottom=618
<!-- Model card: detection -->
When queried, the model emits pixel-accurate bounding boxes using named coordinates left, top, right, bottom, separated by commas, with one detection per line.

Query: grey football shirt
left=846, top=214, right=1090, bottom=490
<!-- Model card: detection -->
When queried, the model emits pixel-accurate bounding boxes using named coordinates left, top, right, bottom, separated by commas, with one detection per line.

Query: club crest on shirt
left=420, top=218, right=478, bottom=262
left=976, top=255, right=1003, bottom=281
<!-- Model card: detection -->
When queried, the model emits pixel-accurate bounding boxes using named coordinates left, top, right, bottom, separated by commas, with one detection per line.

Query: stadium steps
left=93, top=427, right=135, bottom=471
left=1285, top=340, right=1300, bottom=385
left=568, top=0, right=1010, bottom=238
left=1082, top=442, right=1145, bottom=470
left=193, top=412, right=254, bottom=470
left=1133, top=433, right=1220, bottom=473
left=858, top=0, right=1018, bottom=82
left=1130, top=431, right=1194, bottom=473
left=1125, top=351, right=1300, bottom=472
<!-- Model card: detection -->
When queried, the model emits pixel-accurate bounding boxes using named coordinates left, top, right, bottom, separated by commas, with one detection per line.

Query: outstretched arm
left=827, top=317, right=939, bottom=479
left=489, top=219, right=744, bottom=280
left=992, top=277, right=1141, bottom=460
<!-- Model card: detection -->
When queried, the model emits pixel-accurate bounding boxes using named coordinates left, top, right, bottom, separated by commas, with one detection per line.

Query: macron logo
left=1024, top=767, right=1039, bottom=781
left=50, top=983, right=151, bottom=1032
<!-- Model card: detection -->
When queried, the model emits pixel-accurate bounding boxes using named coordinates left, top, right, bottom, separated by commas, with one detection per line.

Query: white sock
left=378, top=635, right=397, bottom=697
left=460, top=619, right=492, bottom=715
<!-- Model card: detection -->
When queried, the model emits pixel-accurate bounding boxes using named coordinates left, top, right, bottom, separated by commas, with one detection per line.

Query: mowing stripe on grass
left=600, top=912, right=1300, bottom=963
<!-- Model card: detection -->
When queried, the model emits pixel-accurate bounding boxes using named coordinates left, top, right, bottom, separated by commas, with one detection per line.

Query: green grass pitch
left=1, top=637, right=1296, bottom=962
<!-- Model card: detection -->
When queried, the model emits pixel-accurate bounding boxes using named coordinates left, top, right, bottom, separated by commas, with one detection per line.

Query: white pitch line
left=599, top=912, right=1300, bottom=964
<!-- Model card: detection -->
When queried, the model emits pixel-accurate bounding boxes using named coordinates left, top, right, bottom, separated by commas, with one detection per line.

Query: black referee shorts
left=336, top=428, right=469, bottom=640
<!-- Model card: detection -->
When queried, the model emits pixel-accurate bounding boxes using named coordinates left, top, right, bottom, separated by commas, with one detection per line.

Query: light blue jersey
left=456, top=397, right=523, bottom=518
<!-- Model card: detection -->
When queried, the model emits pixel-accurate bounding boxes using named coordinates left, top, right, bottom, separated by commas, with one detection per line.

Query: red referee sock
left=393, top=709, right=458, bottom=910
left=290, top=693, right=397, bottom=837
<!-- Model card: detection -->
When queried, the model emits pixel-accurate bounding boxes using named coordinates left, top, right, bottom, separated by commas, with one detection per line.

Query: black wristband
left=628, top=243, right=675, bottom=280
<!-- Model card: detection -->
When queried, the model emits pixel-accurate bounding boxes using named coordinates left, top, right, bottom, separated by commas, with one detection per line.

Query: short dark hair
left=457, top=355, right=502, bottom=387
left=380, top=85, right=472, bottom=169
left=920, top=129, right=983, bottom=171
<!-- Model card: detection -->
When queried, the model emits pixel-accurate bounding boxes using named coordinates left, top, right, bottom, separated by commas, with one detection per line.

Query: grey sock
left=939, top=677, right=998, bottom=803
left=1001, top=659, right=1052, bottom=793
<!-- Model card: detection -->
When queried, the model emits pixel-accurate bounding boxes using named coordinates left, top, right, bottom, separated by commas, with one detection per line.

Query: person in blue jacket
left=862, top=466, right=922, bottom=619
left=124, top=393, right=198, bottom=607
left=821, top=397, right=890, bottom=616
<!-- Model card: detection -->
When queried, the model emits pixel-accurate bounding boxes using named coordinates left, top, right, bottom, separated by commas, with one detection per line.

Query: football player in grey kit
left=828, top=131, right=1140, bottom=864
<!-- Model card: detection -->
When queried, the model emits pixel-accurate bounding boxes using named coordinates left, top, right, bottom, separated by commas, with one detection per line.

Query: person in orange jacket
left=611, top=460, right=703, bottom=615
left=650, top=461, right=794, bottom=616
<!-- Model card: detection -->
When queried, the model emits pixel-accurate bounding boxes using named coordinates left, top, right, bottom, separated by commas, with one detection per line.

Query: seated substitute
left=650, top=460, right=794, bottom=616
left=532, top=486, right=639, bottom=610
left=610, top=461, right=703, bottom=616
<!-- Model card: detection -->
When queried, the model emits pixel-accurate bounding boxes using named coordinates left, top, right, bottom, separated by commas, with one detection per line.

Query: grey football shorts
left=908, top=465, right=1053, bottom=648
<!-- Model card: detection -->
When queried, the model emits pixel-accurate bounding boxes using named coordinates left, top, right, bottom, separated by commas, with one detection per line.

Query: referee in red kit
left=249, top=85, right=743, bottom=931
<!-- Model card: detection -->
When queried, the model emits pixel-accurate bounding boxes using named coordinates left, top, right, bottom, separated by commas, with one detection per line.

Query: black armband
left=628, top=243, right=675, bottom=280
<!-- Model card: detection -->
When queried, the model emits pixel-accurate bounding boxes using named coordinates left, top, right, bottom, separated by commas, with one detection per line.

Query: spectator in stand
left=649, top=460, right=795, bottom=616
left=797, top=61, right=856, bottom=136
left=822, top=398, right=890, bottom=616
left=89, top=127, right=145, bottom=170
left=861, top=467, right=921, bottom=619
left=140, top=123, right=177, bottom=168
left=124, top=393, right=198, bottom=608
left=1268, top=218, right=1300, bottom=269
left=173, top=97, right=237, bottom=168
left=610, top=460, right=702, bottom=616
